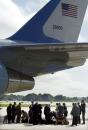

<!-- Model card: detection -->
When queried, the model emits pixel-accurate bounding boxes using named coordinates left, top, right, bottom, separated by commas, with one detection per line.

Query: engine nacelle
left=0, top=64, right=8, bottom=95
left=0, top=64, right=35, bottom=95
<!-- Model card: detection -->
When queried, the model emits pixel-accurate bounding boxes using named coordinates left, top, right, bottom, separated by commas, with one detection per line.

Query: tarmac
left=0, top=123, right=88, bottom=130
left=0, top=106, right=88, bottom=130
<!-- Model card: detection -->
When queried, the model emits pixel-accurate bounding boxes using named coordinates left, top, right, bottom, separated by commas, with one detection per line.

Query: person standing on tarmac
left=16, top=103, right=21, bottom=123
left=7, top=103, right=12, bottom=123
left=12, top=102, right=16, bottom=123
left=81, top=100, right=86, bottom=124
left=77, top=102, right=81, bottom=124
left=63, top=103, right=68, bottom=120
left=70, top=103, right=80, bottom=126
left=58, top=103, right=64, bottom=117
left=44, top=104, right=51, bottom=124
left=28, top=105, right=33, bottom=124
left=38, top=104, right=42, bottom=124
left=32, top=102, right=39, bottom=125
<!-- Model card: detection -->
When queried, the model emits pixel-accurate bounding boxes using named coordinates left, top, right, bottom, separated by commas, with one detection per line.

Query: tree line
left=0, top=93, right=88, bottom=102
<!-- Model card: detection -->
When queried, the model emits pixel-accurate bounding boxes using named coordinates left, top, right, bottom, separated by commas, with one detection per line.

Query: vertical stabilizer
left=8, top=0, right=88, bottom=43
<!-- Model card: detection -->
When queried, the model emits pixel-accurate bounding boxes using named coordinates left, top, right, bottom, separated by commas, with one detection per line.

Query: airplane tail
left=8, top=0, right=88, bottom=43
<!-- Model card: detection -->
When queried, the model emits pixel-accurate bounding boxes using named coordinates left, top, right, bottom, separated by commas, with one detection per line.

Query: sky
left=0, top=0, right=88, bottom=97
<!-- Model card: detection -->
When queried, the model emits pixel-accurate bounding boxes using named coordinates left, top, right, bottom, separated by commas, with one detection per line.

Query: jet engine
left=0, top=64, right=34, bottom=95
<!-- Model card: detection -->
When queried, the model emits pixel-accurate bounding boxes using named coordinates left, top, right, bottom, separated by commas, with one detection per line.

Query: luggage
left=56, top=116, right=69, bottom=125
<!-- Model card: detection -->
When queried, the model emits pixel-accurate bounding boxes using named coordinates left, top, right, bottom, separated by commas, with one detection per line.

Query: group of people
left=6, top=102, right=21, bottom=123
left=5, top=100, right=86, bottom=126
left=70, top=100, right=86, bottom=126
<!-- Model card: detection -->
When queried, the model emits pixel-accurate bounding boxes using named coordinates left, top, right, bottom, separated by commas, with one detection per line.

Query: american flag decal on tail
left=62, top=3, right=78, bottom=18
